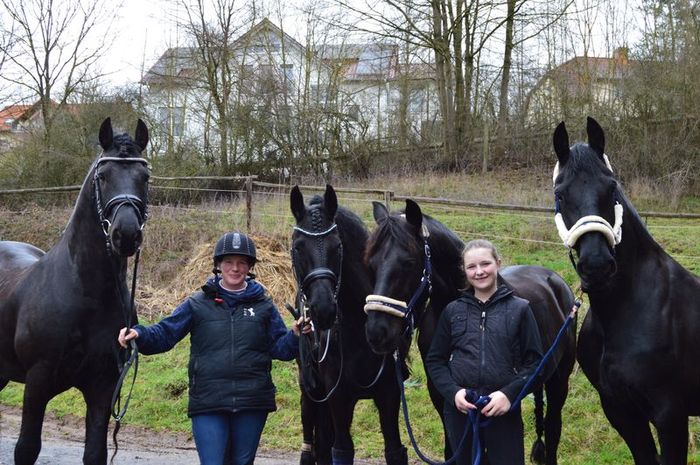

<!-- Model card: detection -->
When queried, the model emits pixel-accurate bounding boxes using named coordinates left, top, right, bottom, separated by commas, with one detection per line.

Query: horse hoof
left=385, top=445, right=408, bottom=465
left=300, top=449, right=316, bottom=465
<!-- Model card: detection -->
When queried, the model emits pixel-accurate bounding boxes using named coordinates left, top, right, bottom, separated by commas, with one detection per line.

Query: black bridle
left=93, top=156, right=149, bottom=255
left=291, top=222, right=345, bottom=402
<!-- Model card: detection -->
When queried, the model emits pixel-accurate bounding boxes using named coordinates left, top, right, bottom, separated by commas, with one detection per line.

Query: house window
left=258, top=64, right=277, bottom=96
left=346, top=104, right=360, bottom=121
left=158, top=107, right=185, bottom=137
left=172, top=107, right=185, bottom=137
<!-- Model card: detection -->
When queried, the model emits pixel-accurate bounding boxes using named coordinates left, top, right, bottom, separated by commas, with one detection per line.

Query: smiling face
left=218, top=255, right=251, bottom=290
left=464, top=247, right=501, bottom=301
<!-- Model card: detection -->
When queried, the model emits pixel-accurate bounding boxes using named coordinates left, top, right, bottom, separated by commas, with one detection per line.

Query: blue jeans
left=192, top=411, right=269, bottom=465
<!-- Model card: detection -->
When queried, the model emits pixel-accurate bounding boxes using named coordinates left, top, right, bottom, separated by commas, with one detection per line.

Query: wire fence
left=1, top=177, right=698, bottom=265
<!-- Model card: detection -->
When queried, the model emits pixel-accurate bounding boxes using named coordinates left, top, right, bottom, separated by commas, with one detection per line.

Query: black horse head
left=94, top=117, right=150, bottom=256
left=552, top=116, right=621, bottom=290
left=364, top=199, right=428, bottom=355
left=290, top=184, right=342, bottom=330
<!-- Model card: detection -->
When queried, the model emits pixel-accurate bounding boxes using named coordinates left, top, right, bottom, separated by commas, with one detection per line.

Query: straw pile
left=137, top=234, right=297, bottom=321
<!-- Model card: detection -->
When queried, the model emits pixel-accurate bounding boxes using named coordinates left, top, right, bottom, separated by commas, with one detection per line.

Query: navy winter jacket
left=133, top=277, right=298, bottom=416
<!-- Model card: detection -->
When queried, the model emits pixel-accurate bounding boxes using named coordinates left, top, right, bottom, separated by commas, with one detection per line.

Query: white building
left=141, top=18, right=440, bottom=165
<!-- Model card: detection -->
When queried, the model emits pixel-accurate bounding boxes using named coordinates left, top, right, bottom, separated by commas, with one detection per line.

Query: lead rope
left=108, top=249, right=141, bottom=464
left=397, top=300, right=581, bottom=465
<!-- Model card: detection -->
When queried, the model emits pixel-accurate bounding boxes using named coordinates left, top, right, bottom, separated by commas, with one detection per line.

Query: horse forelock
left=366, top=213, right=421, bottom=264
left=564, top=143, right=614, bottom=180
left=106, top=133, right=141, bottom=158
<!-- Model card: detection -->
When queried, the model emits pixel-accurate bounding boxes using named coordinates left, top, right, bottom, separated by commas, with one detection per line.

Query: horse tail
left=530, top=387, right=546, bottom=465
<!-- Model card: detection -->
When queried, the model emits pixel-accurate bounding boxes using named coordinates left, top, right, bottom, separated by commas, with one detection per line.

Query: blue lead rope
left=397, top=300, right=580, bottom=465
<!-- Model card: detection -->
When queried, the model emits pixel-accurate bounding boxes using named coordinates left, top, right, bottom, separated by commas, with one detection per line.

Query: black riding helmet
left=213, top=232, right=257, bottom=271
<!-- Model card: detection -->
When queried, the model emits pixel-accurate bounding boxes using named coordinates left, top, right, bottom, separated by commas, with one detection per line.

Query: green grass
left=1, top=172, right=699, bottom=463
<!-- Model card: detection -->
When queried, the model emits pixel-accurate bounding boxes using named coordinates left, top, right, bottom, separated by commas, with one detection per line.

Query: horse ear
left=99, top=117, right=113, bottom=151
left=372, top=201, right=389, bottom=223
left=552, top=121, right=570, bottom=165
left=135, top=118, right=149, bottom=151
left=404, top=199, right=423, bottom=228
left=323, top=184, right=338, bottom=220
left=290, top=185, right=306, bottom=223
left=586, top=116, right=605, bottom=158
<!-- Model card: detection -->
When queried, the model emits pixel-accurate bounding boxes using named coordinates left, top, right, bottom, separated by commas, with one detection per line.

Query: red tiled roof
left=0, top=105, right=32, bottom=131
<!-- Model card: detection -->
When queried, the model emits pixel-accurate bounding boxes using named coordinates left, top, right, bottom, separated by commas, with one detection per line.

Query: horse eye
left=97, top=172, right=106, bottom=181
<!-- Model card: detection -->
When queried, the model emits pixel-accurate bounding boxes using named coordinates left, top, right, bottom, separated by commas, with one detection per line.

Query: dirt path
left=0, top=405, right=299, bottom=464
left=0, top=405, right=389, bottom=464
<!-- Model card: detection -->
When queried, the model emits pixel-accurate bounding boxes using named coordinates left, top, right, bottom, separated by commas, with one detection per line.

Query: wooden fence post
left=384, top=190, right=393, bottom=209
left=482, top=123, right=489, bottom=173
left=245, top=176, right=253, bottom=233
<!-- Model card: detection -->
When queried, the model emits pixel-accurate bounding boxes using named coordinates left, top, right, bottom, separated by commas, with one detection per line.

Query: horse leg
left=654, top=411, right=688, bottom=465
left=299, top=389, right=333, bottom=465
left=426, top=375, right=451, bottom=460
left=373, top=387, right=407, bottom=465
left=14, top=368, right=55, bottom=465
left=542, top=370, right=571, bottom=465
left=300, top=389, right=316, bottom=465
left=315, top=402, right=333, bottom=465
left=329, top=396, right=357, bottom=465
left=81, top=383, right=113, bottom=465
left=599, top=395, right=659, bottom=465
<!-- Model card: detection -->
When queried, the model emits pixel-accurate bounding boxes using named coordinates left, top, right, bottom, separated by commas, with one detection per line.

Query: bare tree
left=0, top=0, right=115, bottom=146
left=177, top=0, right=248, bottom=171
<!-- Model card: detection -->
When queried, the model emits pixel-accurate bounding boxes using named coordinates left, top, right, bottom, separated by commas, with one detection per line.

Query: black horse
left=0, top=118, right=150, bottom=465
left=290, top=185, right=408, bottom=465
left=363, top=199, right=577, bottom=465
left=552, top=117, right=700, bottom=465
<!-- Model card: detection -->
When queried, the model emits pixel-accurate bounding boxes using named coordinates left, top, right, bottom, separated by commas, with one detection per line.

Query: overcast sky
left=1, top=0, right=640, bottom=100
left=104, top=0, right=174, bottom=88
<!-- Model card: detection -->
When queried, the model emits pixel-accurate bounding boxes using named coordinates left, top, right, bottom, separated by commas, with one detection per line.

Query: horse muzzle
left=107, top=206, right=145, bottom=257
left=576, top=234, right=617, bottom=291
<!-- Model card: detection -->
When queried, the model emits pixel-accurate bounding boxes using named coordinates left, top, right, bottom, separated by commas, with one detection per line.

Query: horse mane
left=308, top=195, right=369, bottom=262
left=421, top=214, right=467, bottom=291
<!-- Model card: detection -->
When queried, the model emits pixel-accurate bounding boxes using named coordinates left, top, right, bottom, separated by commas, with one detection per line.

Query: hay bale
left=137, top=234, right=297, bottom=321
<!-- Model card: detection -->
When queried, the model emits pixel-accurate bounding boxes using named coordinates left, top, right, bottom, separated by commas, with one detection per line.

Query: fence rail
left=0, top=176, right=699, bottom=220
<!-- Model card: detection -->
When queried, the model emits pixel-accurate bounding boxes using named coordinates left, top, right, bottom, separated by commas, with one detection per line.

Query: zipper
left=479, top=307, right=486, bottom=388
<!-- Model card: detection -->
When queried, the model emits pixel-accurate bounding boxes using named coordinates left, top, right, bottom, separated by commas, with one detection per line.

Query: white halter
left=553, top=154, right=624, bottom=248
left=364, top=295, right=408, bottom=317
